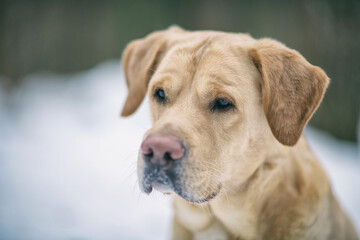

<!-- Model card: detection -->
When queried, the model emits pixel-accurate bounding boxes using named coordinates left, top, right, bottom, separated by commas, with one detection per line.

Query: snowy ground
left=0, top=61, right=359, bottom=240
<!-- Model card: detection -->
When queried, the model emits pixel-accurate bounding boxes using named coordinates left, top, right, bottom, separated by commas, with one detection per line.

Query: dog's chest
left=210, top=198, right=257, bottom=240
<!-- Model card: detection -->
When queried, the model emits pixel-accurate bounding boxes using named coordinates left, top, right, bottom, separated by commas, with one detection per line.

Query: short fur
left=121, top=26, right=358, bottom=240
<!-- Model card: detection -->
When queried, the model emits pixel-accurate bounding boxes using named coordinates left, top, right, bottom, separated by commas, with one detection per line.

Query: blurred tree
left=0, top=0, right=359, bottom=141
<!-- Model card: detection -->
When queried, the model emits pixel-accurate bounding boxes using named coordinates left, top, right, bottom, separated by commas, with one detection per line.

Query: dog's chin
left=176, top=188, right=220, bottom=204
left=152, top=181, right=173, bottom=194
left=193, top=192, right=219, bottom=203
left=141, top=177, right=221, bottom=204
left=140, top=165, right=222, bottom=204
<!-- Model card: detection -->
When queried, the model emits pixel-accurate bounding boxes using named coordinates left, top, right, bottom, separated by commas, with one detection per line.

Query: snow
left=0, top=60, right=359, bottom=239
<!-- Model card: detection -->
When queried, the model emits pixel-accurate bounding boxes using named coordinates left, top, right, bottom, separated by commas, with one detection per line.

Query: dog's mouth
left=141, top=167, right=221, bottom=204
left=141, top=167, right=178, bottom=194
left=142, top=173, right=172, bottom=194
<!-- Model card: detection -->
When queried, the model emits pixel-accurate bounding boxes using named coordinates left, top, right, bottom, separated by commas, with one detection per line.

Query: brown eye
left=211, top=98, right=234, bottom=112
left=154, top=89, right=166, bottom=103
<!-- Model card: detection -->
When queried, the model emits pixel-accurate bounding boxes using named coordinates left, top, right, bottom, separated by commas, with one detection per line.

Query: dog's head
left=121, top=26, right=329, bottom=203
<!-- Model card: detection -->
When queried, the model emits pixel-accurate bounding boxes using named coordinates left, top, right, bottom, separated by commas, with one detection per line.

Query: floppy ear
left=249, top=39, right=329, bottom=146
left=121, top=26, right=184, bottom=116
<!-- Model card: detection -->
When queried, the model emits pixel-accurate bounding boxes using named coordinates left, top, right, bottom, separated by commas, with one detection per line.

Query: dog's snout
left=141, top=134, right=184, bottom=167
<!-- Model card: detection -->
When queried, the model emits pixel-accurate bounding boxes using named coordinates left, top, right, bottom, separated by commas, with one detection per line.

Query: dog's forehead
left=157, top=36, right=251, bottom=86
left=153, top=34, right=258, bottom=101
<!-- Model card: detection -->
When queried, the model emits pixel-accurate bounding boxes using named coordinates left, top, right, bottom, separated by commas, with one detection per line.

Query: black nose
left=141, top=134, right=185, bottom=169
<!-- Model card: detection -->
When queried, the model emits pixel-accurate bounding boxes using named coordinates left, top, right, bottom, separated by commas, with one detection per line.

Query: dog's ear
left=121, top=26, right=184, bottom=116
left=249, top=39, right=329, bottom=146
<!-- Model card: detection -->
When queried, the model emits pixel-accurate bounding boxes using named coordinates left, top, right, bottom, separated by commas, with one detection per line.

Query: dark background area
left=1, top=0, right=359, bottom=142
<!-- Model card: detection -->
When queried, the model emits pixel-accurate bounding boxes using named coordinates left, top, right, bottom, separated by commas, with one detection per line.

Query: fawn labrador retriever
left=121, top=26, right=358, bottom=240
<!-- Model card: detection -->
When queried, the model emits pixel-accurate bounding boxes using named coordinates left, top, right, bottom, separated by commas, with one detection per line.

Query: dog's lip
left=141, top=167, right=222, bottom=204
left=142, top=178, right=173, bottom=195
left=178, top=187, right=220, bottom=204
left=152, top=179, right=173, bottom=193
left=143, top=180, right=221, bottom=203
left=189, top=191, right=219, bottom=203
left=143, top=183, right=153, bottom=194
left=142, top=168, right=172, bottom=194
left=143, top=181, right=220, bottom=203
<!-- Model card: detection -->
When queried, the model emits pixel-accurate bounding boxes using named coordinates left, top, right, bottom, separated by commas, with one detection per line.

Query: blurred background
left=1, top=0, right=359, bottom=141
left=0, top=0, right=359, bottom=239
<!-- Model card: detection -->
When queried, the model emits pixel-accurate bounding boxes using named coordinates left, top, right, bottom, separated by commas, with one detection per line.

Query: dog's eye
left=211, top=98, right=234, bottom=112
left=154, top=88, right=166, bottom=103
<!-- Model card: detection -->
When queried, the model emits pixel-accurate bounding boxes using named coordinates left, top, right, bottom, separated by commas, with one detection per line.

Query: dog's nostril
left=143, top=149, right=154, bottom=161
left=141, top=134, right=185, bottom=166
left=164, top=152, right=172, bottom=162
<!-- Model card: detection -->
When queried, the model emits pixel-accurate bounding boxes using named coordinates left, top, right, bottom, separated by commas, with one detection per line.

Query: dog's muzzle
left=140, top=133, right=185, bottom=194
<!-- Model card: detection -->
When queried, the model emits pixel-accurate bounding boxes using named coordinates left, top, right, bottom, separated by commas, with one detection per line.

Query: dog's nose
left=141, top=134, right=184, bottom=167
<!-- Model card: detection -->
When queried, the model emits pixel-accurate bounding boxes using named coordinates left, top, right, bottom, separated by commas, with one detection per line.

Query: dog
left=120, top=26, right=358, bottom=240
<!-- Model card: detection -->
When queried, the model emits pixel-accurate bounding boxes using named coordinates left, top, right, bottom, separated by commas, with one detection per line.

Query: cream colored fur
left=121, top=26, right=359, bottom=240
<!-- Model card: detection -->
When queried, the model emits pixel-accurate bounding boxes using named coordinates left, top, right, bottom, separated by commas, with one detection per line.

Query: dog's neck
left=208, top=135, right=330, bottom=239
